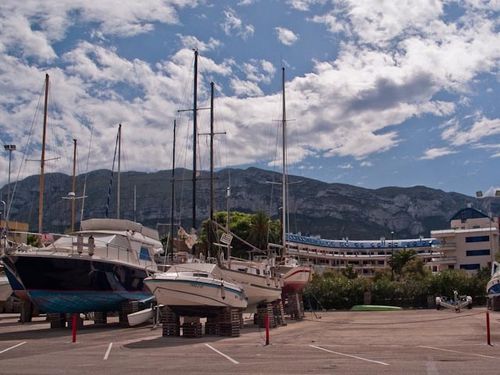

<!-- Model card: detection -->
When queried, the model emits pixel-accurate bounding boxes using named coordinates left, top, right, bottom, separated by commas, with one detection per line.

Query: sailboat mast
left=169, top=119, right=176, bottom=256
left=117, top=123, right=121, bottom=219
left=192, top=50, right=198, bottom=231
left=71, top=138, right=77, bottom=232
left=209, top=81, right=215, bottom=257
left=281, top=67, right=287, bottom=257
left=38, top=73, right=49, bottom=234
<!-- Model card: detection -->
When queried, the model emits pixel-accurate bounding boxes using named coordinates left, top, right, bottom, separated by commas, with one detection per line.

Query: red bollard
left=265, top=313, right=270, bottom=346
left=72, top=313, right=78, bottom=343
left=486, top=311, right=491, bottom=346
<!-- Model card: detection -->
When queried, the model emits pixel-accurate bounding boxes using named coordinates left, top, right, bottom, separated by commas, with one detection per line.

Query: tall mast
left=169, top=119, right=177, bottom=256
left=209, top=81, right=215, bottom=257
left=133, top=185, right=137, bottom=222
left=281, top=67, right=287, bottom=257
left=71, top=138, right=77, bottom=232
left=192, top=50, right=198, bottom=231
left=117, top=123, right=121, bottom=219
left=38, top=73, right=49, bottom=234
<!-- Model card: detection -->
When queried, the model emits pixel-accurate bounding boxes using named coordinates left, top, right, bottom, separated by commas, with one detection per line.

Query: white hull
left=0, top=276, right=12, bottom=302
left=220, top=268, right=282, bottom=311
left=280, top=266, right=312, bottom=294
left=146, top=278, right=246, bottom=309
left=127, top=308, right=154, bottom=326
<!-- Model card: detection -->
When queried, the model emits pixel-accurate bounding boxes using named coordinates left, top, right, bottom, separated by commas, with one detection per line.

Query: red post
left=72, top=313, right=77, bottom=343
left=265, top=313, right=270, bottom=346
left=486, top=311, right=491, bottom=346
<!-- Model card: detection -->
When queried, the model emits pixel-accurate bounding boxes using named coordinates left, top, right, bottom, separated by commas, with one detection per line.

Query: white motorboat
left=2, top=218, right=163, bottom=313
left=144, top=262, right=247, bottom=316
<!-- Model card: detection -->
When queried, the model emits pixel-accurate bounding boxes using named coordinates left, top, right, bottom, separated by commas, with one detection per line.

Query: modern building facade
left=284, top=207, right=499, bottom=275
left=430, top=207, right=499, bottom=273
left=285, top=234, right=439, bottom=276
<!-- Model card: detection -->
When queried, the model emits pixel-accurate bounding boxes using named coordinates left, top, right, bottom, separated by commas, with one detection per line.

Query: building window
left=465, top=235, right=489, bottom=243
left=466, top=249, right=491, bottom=257
left=459, top=264, right=480, bottom=270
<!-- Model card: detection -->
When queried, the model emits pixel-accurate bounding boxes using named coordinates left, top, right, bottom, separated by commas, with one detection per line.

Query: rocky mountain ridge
left=1, top=167, right=498, bottom=240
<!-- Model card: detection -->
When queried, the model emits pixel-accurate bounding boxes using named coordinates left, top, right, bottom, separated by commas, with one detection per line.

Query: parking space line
left=204, top=343, right=239, bottom=364
left=103, top=343, right=113, bottom=360
left=309, top=345, right=389, bottom=366
left=418, top=345, right=499, bottom=360
left=0, top=341, right=27, bottom=355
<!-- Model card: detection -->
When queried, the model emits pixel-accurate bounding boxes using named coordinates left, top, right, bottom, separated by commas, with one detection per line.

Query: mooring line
left=309, top=345, right=389, bottom=366
left=205, top=343, right=239, bottom=364
left=0, top=341, right=27, bottom=355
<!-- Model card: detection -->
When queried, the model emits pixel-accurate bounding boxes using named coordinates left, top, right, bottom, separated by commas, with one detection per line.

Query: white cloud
left=230, top=78, right=263, bottom=97
left=338, top=163, right=353, bottom=169
left=420, top=147, right=457, bottom=160
left=222, top=8, right=254, bottom=39
left=0, top=1, right=499, bottom=188
left=242, top=59, right=276, bottom=83
left=178, top=35, right=221, bottom=52
left=0, top=1, right=198, bottom=61
left=360, top=161, right=373, bottom=167
left=442, top=116, right=500, bottom=146
left=286, top=0, right=325, bottom=11
left=275, top=27, right=299, bottom=45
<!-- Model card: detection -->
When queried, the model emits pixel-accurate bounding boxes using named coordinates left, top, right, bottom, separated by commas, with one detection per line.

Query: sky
left=0, top=0, right=499, bottom=197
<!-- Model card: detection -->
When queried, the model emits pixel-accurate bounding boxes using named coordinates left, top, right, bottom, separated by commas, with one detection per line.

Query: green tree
left=389, top=249, right=417, bottom=278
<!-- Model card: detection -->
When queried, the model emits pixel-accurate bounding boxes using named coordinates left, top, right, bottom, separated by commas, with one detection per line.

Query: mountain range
left=1, top=167, right=498, bottom=240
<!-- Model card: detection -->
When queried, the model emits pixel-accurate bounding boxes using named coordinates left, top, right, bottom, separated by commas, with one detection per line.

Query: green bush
left=304, top=266, right=489, bottom=310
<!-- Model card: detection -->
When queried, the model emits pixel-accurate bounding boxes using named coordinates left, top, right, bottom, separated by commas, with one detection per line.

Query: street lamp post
left=3, top=144, right=16, bottom=220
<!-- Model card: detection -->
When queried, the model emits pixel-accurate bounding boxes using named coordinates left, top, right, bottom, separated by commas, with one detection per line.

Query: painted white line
left=204, top=343, right=239, bottom=364
left=419, top=345, right=499, bottom=360
left=0, top=341, right=27, bottom=355
left=103, top=343, right=113, bottom=360
left=309, top=345, right=389, bottom=366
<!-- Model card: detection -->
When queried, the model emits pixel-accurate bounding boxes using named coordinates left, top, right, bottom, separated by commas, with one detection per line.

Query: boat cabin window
left=192, top=273, right=209, bottom=278
left=237, top=268, right=247, bottom=272
left=139, top=247, right=152, bottom=261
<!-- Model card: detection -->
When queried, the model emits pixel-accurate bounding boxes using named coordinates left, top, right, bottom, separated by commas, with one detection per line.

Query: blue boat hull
left=2, top=254, right=153, bottom=313
left=28, top=290, right=151, bottom=313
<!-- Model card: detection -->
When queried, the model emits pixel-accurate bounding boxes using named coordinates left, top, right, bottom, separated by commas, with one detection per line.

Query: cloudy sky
left=0, top=0, right=499, bottom=196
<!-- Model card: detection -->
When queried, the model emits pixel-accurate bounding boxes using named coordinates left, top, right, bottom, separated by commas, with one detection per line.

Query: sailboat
left=272, top=67, right=312, bottom=294
left=2, top=100, right=163, bottom=313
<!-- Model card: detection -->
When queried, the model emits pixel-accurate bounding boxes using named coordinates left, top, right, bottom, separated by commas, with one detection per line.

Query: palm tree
left=389, top=249, right=417, bottom=278
left=248, top=211, right=271, bottom=250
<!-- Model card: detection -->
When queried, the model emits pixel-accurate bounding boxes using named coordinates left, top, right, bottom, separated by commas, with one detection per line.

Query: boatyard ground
left=0, top=309, right=499, bottom=374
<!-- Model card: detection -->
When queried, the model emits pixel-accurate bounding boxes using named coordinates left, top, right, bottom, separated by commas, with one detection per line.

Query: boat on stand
left=144, top=262, right=247, bottom=317
left=2, top=218, right=162, bottom=313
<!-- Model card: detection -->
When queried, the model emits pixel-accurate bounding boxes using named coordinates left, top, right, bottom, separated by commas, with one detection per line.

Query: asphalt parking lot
left=0, top=308, right=499, bottom=374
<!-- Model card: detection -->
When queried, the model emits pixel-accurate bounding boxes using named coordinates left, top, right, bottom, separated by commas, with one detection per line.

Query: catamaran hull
left=2, top=254, right=152, bottom=313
